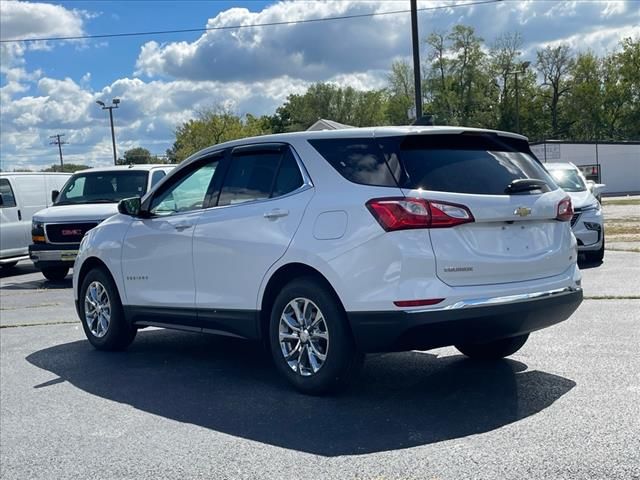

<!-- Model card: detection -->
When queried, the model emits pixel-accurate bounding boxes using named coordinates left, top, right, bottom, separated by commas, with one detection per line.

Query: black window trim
left=210, top=142, right=312, bottom=210
left=0, top=177, right=18, bottom=208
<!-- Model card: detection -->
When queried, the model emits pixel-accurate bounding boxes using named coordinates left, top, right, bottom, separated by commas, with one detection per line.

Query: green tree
left=42, top=163, right=91, bottom=173
left=272, top=83, right=388, bottom=132
left=385, top=60, right=415, bottom=124
left=166, top=107, right=272, bottom=163
left=117, top=147, right=161, bottom=165
left=536, top=45, right=574, bottom=137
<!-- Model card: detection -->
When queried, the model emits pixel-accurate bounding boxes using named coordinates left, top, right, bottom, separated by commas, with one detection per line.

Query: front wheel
left=41, top=266, right=69, bottom=281
left=79, top=268, right=136, bottom=351
left=585, top=237, right=605, bottom=263
left=269, top=277, right=363, bottom=395
left=455, top=333, right=529, bottom=360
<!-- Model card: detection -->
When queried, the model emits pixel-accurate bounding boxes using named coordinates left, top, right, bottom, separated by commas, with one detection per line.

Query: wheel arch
left=258, top=262, right=348, bottom=342
left=77, top=257, right=118, bottom=299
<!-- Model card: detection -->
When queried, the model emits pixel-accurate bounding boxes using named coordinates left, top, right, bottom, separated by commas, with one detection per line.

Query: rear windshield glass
left=309, top=134, right=557, bottom=195
left=56, top=171, right=148, bottom=204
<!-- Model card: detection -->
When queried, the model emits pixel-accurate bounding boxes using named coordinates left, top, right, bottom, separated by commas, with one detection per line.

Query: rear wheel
left=41, top=266, right=69, bottom=281
left=455, top=333, right=529, bottom=360
left=79, top=268, right=136, bottom=351
left=269, top=277, right=363, bottom=395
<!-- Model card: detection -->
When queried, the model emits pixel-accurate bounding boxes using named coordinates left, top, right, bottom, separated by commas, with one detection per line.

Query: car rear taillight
left=366, top=198, right=474, bottom=231
left=556, top=197, right=573, bottom=222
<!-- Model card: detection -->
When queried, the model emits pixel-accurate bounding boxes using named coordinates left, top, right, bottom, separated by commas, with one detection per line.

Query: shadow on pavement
left=0, top=277, right=71, bottom=290
left=0, top=262, right=40, bottom=279
left=27, top=329, right=575, bottom=456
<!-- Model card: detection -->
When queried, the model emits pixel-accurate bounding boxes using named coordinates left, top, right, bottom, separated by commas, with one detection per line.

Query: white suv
left=73, top=127, right=583, bottom=394
left=545, top=162, right=605, bottom=263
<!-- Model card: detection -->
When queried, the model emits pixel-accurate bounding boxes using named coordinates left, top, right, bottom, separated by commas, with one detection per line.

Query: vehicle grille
left=570, top=213, right=580, bottom=227
left=46, top=222, right=98, bottom=243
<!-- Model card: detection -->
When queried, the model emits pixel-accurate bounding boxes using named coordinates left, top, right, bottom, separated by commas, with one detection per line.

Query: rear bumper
left=29, top=243, right=79, bottom=269
left=347, top=287, right=583, bottom=353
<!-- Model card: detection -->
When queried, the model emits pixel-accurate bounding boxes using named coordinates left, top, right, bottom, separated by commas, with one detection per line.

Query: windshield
left=547, top=168, right=587, bottom=192
left=56, top=171, right=149, bottom=205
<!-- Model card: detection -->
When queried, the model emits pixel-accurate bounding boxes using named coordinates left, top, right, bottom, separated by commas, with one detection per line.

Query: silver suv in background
left=545, top=162, right=605, bottom=263
left=0, top=172, right=70, bottom=268
left=30, top=165, right=173, bottom=280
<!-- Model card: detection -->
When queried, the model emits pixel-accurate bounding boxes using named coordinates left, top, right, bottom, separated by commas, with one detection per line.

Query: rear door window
left=217, top=146, right=304, bottom=206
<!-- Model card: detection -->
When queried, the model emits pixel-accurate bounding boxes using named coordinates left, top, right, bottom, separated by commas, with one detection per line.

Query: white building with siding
left=530, top=141, right=640, bottom=195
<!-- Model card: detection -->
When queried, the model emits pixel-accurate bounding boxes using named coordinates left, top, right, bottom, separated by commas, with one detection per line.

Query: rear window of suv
left=309, top=134, right=557, bottom=195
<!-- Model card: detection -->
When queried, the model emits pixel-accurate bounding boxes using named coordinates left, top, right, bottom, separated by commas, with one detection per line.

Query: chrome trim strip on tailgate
left=407, top=287, right=582, bottom=314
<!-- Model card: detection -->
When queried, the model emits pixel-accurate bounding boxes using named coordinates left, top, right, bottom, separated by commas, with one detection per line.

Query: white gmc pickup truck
left=30, top=164, right=173, bottom=280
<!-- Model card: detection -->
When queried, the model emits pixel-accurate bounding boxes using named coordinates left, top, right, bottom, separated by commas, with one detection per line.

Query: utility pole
left=96, top=98, right=120, bottom=164
left=410, top=0, right=423, bottom=120
left=49, top=134, right=68, bottom=171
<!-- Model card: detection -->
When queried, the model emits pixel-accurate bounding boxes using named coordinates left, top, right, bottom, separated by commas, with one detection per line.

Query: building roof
left=306, top=119, right=354, bottom=131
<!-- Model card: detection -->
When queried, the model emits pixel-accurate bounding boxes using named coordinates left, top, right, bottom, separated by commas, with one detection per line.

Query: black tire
left=79, top=267, right=136, bottom=351
left=41, top=266, right=69, bottom=281
left=455, top=333, right=529, bottom=360
left=585, top=237, right=605, bottom=263
left=269, top=276, right=363, bottom=395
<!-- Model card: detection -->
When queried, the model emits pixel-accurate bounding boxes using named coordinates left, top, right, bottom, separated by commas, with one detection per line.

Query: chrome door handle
left=173, top=223, right=193, bottom=231
left=264, top=209, right=289, bottom=219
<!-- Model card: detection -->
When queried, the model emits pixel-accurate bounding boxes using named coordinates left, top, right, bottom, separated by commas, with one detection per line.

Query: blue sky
left=1, top=0, right=638, bottom=171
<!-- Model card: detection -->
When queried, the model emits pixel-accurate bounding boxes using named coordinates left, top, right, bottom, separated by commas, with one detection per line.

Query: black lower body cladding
left=347, top=289, right=583, bottom=353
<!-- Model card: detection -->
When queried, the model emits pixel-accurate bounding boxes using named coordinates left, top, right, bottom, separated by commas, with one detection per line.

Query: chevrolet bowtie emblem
left=514, top=207, right=532, bottom=217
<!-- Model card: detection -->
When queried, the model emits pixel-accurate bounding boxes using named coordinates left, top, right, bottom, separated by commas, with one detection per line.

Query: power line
left=0, top=0, right=501, bottom=44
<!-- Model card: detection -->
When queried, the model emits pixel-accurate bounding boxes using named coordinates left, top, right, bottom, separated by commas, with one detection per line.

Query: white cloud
left=1, top=0, right=639, bottom=172
left=0, top=0, right=86, bottom=67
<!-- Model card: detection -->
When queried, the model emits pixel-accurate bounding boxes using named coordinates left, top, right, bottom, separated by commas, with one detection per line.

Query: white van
left=0, top=172, right=71, bottom=268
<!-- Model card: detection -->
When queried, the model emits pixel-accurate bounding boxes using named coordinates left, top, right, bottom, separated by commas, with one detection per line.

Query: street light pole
left=96, top=98, right=120, bottom=165
left=410, top=0, right=423, bottom=120
left=505, top=61, right=530, bottom=134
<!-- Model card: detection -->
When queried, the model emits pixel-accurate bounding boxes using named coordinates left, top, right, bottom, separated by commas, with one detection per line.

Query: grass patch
left=606, top=246, right=640, bottom=253
left=605, top=224, right=640, bottom=235
left=602, top=198, right=640, bottom=206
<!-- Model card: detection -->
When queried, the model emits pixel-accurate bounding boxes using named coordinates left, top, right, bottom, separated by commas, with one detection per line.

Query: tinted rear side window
left=308, top=138, right=397, bottom=187
left=272, top=150, right=304, bottom=197
left=218, top=151, right=280, bottom=206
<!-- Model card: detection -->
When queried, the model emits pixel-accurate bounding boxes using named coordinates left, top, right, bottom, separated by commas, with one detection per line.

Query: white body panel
left=121, top=211, right=202, bottom=307
left=194, top=188, right=314, bottom=309
left=0, top=173, right=70, bottom=261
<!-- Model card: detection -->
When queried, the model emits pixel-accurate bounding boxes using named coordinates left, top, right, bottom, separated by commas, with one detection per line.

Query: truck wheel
left=41, top=266, right=69, bottom=281
left=455, top=333, right=529, bottom=360
left=269, top=277, right=363, bottom=395
left=79, top=267, right=136, bottom=351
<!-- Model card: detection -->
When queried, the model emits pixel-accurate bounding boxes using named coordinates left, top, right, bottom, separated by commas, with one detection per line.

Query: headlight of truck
left=31, top=221, right=46, bottom=243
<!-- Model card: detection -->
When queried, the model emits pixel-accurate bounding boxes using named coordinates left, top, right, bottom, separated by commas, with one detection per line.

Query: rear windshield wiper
left=505, top=178, right=548, bottom=194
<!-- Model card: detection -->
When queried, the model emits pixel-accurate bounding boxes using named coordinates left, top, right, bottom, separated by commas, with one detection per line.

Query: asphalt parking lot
left=1, top=253, right=639, bottom=479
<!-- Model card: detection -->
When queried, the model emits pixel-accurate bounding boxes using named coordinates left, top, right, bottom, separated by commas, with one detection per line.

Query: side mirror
left=118, top=196, right=142, bottom=217
left=0, top=193, right=4, bottom=207
left=51, top=190, right=59, bottom=203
